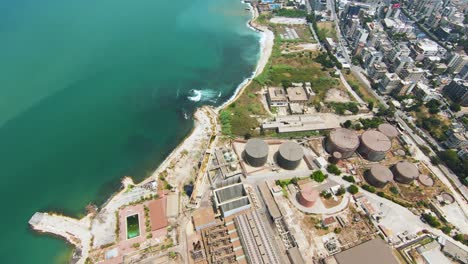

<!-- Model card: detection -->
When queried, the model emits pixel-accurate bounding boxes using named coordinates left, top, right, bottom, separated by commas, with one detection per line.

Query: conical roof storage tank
left=243, top=139, right=269, bottom=167
left=393, top=161, right=419, bottom=184
left=277, top=141, right=304, bottom=170
left=325, top=128, right=360, bottom=159
left=364, top=164, right=393, bottom=188
left=358, top=130, right=392, bottom=161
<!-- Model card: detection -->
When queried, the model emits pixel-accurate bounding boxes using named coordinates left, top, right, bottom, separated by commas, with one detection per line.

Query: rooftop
left=287, top=86, right=308, bottom=102
left=148, top=198, right=168, bottom=231
left=334, top=238, right=399, bottom=264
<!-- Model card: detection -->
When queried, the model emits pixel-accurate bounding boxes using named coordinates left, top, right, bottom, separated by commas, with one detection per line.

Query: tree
left=441, top=226, right=452, bottom=234
left=336, top=187, right=346, bottom=196
left=450, top=103, right=461, bottom=112
left=311, top=170, right=326, bottom=182
left=327, top=164, right=341, bottom=175
left=421, top=213, right=441, bottom=228
left=368, top=101, right=374, bottom=110
left=342, top=120, right=352, bottom=128
left=342, top=175, right=355, bottom=183
left=347, top=185, right=359, bottom=194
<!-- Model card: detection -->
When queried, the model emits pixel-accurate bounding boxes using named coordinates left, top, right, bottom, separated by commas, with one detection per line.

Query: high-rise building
left=443, top=79, right=468, bottom=106
left=447, top=53, right=468, bottom=74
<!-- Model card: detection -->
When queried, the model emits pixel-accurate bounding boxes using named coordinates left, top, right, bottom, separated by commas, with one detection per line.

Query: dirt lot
left=317, top=22, right=337, bottom=41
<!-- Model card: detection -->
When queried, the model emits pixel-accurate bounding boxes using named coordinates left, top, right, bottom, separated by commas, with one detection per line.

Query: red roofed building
left=148, top=197, right=168, bottom=231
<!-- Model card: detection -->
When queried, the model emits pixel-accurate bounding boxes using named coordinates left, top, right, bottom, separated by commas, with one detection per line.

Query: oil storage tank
left=393, top=161, right=419, bottom=184
left=277, top=141, right=304, bottom=170
left=298, top=186, right=318, bottom=208
left=358, top=130, right=392, bottom=161
left=243, top=138, right=268, bottom=167
left=365, top=164, right=393, bottom=188
left=325, top=128, right=359, bottom=159
left=377, top=123, right=399, bottom=139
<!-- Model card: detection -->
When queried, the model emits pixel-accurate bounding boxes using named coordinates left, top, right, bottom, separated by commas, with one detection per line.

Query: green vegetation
left=311, top=170, right=326, bottom=182
left=453, top=233, right=468, bottom=246
left=327, top=164, right=341, bottom=175
left=438, top=150, right=468, bottom=184
left=320, top=190, right=332, bottom=199
left=347, top=185, right=359, bottom=194
left=336, top=187, right=346, bottom=196
left=389, top=186, right=399, bottom=195
left=421, top=213, right=441, bottom=228
left=342, top=175, right=355, bottom=183
left=273, top=8, right=307, bottom=18
left=330, top=102, right=359, bottom=115
left=219, top=110, right=232, bottom=136
left=358, top=117, right=384, bottom=129
left=449, top=103, right=461, bottom=112
left=362, top=184, right=376, bottom=193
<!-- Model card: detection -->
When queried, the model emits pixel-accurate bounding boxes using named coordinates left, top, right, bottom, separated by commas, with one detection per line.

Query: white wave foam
left=187, top=89, right=221, bottom=103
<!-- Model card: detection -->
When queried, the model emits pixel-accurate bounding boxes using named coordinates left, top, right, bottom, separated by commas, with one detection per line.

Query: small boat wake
left=187, top=89, right=222, bottom=103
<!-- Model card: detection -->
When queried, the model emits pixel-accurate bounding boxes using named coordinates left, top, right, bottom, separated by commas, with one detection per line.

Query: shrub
left=327, top=164, right=341, bottom=175
left=336, top=187, right=346, bottom=196
left=347, top=185, right=359, bottom=194
left=390, top=186, right=399, bottom=195
left=362, top=184, right=376, bottom=193
left=342, top=175, right=355, bottom=183
left=421, top=213, right=441, bottom=228
left=441, top=226, right=452, bottom=234
left=311, top=170, right=326, bottom=182
left=377, top=191, right=386, bottom=197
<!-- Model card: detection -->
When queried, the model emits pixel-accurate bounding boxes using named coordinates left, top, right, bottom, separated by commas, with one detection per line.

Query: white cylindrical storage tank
left=358, top=130, right=392, bottom=161
left=393, top=161, right=419, bottom=184
left=243, top=139, right=269, bottom=167
left=277, top=141, right=304, bottom=170
left=325, top=128, right=360, bottom=158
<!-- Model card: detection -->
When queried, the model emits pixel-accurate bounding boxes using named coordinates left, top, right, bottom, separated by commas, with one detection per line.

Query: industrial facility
left=243, top=138, right=269, bottom=167
left=276, top=141, right=304, bottom=170
left=392, top=161, right=420, bottom=184
left=358, top=130, right=392, bottom=161
left=364, top=164, right=393, bottom=188
left=377, top=123, right=400, bottom=139
left=325, top=128, right=360, bottom=159
left=213, top=177, right=251, bottom=217
left=297, top=184, right=319, bottom=208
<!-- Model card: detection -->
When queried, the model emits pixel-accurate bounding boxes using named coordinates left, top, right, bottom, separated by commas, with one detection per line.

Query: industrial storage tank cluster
left=297, top=186, right=319, bottom=208
left=277, top=141, right=304, bottom=170
left=365, top=164, right=393, bottom=188
left=243, top=139, right=269, bottom=167
left=358, top=130, right=392, bottom=161
left=325, top=128, right=360, bottom=159
left=392, top=161, right=419, bottom=184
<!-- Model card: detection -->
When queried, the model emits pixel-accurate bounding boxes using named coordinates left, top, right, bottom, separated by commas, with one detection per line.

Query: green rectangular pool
left=126, top=214, right=140, bottom=239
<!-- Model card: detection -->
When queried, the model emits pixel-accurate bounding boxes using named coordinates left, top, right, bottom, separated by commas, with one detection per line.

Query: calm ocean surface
left=0, top=0, right=259, bottom=263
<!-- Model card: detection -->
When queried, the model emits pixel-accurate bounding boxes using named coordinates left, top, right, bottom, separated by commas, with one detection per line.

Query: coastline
left=28, top=3, right=275, bottom=264
left=217, top=3, right=274, bottom=112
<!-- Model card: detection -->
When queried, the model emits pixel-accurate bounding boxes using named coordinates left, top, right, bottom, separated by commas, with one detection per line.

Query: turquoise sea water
left=0, top=0, right=259, bottom=263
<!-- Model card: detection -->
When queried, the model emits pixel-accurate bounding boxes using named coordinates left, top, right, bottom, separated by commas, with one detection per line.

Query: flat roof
left=192, top=207, right=216, bottom=230
left=268, top=87, right=287, bottom=101
left=287, top=86, right=308, bottom=102
left=334, top=238, right=399, bottom=264
left=287, top=247, right=305, bottom=264
left=148, top=198, right=168, bottom=231
left=258, top=182, right=282, bottom=219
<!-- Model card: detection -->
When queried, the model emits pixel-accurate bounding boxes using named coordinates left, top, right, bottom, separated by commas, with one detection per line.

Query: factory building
left=213, top=177, right=251, bottom=217
left=358, top=130, right=392, bottom=161
left=277, top=141, right=304, bottom=170
left=364, top=164, right=393, bottom=188
left=392, top=161, right=419, bottom=184
left=297, top=184, right=319, bottom=208
left=377, top=123, right=399, bottom=139
left=325, top=128, right=360, bottom=159
left=243, top=138, right=268, bottom=167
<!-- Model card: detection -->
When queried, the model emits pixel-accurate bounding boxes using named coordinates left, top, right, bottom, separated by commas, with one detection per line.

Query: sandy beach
left=217, top=4, right=274, bottom=111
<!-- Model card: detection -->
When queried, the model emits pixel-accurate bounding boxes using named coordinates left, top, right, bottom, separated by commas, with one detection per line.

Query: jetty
left=29, top=213, right=92, bottom=264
